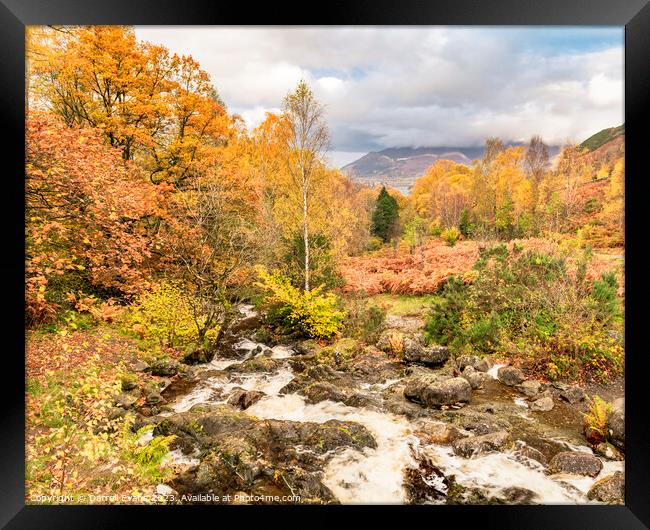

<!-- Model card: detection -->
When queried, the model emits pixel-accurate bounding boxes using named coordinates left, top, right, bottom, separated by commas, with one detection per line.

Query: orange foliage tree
left=25, top=113, right=166, bottom=324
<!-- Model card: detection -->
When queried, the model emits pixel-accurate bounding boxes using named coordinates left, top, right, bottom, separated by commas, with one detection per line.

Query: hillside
left=580, top=124, right=625, bottom=152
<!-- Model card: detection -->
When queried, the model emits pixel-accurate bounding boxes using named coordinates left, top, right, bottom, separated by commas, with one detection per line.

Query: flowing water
left=162, top=307, right=621, bottom=504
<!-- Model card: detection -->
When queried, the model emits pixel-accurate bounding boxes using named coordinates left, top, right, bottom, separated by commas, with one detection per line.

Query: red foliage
left=341, top=238, right=624, bottom=297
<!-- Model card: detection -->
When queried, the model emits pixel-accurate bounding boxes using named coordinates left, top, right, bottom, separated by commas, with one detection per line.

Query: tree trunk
left=303, top=183, right=310, bottom=291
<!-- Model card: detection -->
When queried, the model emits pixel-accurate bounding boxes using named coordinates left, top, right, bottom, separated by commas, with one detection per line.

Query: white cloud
left=135, top=27, right=624, bottom=151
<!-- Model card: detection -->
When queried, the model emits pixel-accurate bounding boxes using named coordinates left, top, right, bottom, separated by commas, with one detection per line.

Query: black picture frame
left=2, top=1, right=648, bottom=527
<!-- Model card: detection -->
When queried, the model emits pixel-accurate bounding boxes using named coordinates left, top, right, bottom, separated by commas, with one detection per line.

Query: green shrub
left=255, top=268, right=345, bottom=339
left=441, top=227, right=461, bottom=247
left=425, top=246, right=623, bottom=382
left=343, top=295, right=386, bottom=344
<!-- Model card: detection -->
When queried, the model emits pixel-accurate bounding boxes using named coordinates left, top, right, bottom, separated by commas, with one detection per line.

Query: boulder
left=608, top=398, right=625, bottom=451
left=457, top=355, right=491, bottom=373
left=587, top=471, right=624, bottom=504
left=403, top=337, right=449, bottom=366
left=145, top=389, right=165, bottom=406
left=462, top=366, right=489, bottom=390
left=559, top=385, right=586, bottom=404
left=227, top=388, right=266, bottom=410
left=150, top=360, right=180, bottom=377
left=497, top=366, right=524, bottom=386
left=594, top=442, right=624, bottom=461
left=516, top=380, right=541, bottom=398
left=226, top=356, right=283, bottom=373
left=452, top=431, right=513, bottom=458
left=302, top=382, right=348, bottom=404
left=132, top=360, right=150, bottom=372
left=416, top=422, right=467, bottom=445
left=529, top=396, right=554, bottom=412
left=548, top=451, right=603, bottom=477
left=404, top=376, right=472, bottom=408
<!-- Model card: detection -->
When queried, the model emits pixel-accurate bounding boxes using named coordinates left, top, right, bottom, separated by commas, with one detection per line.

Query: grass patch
left=367, top=293, right=442, bottom=317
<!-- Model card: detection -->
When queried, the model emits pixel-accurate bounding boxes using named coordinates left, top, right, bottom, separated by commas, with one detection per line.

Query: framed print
left=2, top=0, right=649, bottom=527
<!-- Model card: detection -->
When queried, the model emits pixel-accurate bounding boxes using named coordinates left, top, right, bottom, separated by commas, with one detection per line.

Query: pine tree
left=371, top=186, right=399, bottom=242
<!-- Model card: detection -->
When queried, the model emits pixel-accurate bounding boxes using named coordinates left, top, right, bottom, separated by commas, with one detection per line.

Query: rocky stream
left=124, top=305, right=625, bottom=505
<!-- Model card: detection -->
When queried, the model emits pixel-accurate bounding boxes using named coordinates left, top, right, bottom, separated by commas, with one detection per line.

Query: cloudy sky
left=135, top=26, right=624, bottom=168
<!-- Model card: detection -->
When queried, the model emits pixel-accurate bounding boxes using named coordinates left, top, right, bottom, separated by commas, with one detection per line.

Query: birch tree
left=282, top=81, right=329, bottom=291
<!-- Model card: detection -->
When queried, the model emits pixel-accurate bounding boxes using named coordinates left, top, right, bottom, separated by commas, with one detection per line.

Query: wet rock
left=587, top=471, right=624, bottom=504
left=404, top=376, right=472, bottom=408
left=594, top=442, right=624, bottom=461
left=226, top=356, right=283, bottom=373
left=548, top=451, right=603, bottom=477
left=416, top=422, right=467, bottom=445
left=403, top=337, right=449, bottom=366
left=404, top=451, right=449, bottom=503
left=529, top=396, right=554, bottom=412
left=461, top=366, right=489, bottom=390
left=499, top=487, right=538, bottom=504
left=457, top=355, right=491, bottom=373
left=512, top=443, right=548, bottom=467
left=516, top=380, right=541, bottom=397
left=227, top=388, right=266, bottom=410
left=302, top=382, right=348, bottom=404
left=497, top=366, right=524, bottom=386
left=452, top=431, right=513, bottom=457
left=608, top=398, right=624, bottom=451
left=182, top=345, right=215, bottom=365
left=150, top=360, right=180, bottom=377
left=559, top=385, right=586, bottom=404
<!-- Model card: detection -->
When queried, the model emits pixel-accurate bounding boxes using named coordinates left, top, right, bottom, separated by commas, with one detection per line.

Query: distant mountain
left=341, top=146, right=486, bottom=194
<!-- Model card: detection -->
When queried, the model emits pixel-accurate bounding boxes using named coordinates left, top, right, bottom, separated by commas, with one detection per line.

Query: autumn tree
left=525, top=135, right=550, bottom=183
left=281, top=81, right=329, bottom=291
left=25, top=113, right=164, bottom=324
left=27, top=25, right=229, bottom=186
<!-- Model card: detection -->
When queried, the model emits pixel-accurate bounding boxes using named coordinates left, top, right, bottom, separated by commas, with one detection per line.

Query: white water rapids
left=162, top=305, right=622, bottom=504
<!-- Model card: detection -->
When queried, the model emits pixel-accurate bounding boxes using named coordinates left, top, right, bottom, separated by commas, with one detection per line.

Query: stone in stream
left=404, top=376, right=472, bottom=408
left=451, top=431, right=513, bottom=458
left=497, top=366, right=524, bottom=386
left=587, top=471, right=625, bottom=504
left=461, top=366, right=489, bottom=390
left=415, top=422, right=467, bottom=445
left=226, top=388, right=266, bottom=410
left=529, top=396, right=554, bottom=412
left=593, top=442, right=624, bottom=461
left=457, top=355, right=492, bottom=373
left=225, top=355, right=283, bottom=373
left=547, top=451, right=603, bottom=477
left=516, top=380, right=542, bottom=397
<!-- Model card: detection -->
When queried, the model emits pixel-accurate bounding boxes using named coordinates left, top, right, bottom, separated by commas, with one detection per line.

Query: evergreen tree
left=371, top=186, right=399, bottom=242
